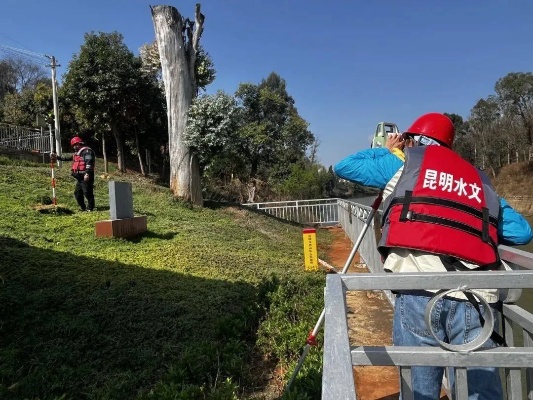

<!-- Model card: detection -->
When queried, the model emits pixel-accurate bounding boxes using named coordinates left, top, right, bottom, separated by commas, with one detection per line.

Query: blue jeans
left=393, top=293, right=503, bottom=400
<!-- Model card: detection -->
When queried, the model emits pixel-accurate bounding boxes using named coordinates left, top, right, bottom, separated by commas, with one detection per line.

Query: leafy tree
left=269, top=108, right=314, bottom=183
left=498, top=112, right=528, bottom=164
left=151, top=4, right=206, bottom=205
left=185, top=90, right=240, bottom=175
left=444, top=113, right=467, bottom=136
left=184, top=73, right=318, bottom=202
left=495, top=72, right=533, bottom=146
left=323, top=165, right=336, bottom=197
left=139, top=40, right=162, bottom=81
left=1, top=90, right=36, bottom=126
left=275, top=162, right=326, bottom=200
left=0, top=57, right=49, bottom=123
left=445, top=112, right=475, bottom=163
left=0, top=59, right=17, bottom=102
left=33, top=80, right=54, bottom=117
left=55, top=92, right=83, bottom=151
left=62, top=31, right=147, bottom=172
left=235, top=72, right=314, bottom=184
left=468, top=97, right=502, bottom=174
left=123, top=69, right=168, bottom=176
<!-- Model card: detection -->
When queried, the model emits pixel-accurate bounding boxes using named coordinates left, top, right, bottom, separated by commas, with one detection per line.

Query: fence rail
left=244, top=198, right=339, bottom=225
left=0, top=122, right=52, bottom=153
left=331, top=198, right=533, bottom=400
left=245, top=197, right=533, bottom=399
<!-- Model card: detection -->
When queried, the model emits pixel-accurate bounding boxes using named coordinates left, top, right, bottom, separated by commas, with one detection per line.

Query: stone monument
left=95, top=181, right=147, bottom=238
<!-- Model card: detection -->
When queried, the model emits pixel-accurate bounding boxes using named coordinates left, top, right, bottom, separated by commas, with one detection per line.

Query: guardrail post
left=322, top=274, right=356, bottom=400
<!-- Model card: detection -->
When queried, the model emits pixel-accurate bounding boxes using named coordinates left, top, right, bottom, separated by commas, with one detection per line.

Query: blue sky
left=1, top=0, right=533, bottom=168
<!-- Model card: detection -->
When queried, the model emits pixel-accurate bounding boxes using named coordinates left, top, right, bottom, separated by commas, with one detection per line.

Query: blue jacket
left=334, top=148, right=533, bottom=246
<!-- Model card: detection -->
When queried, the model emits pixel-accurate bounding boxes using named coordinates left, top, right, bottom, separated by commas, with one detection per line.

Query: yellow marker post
left=302, top=228, right=318, bottom=271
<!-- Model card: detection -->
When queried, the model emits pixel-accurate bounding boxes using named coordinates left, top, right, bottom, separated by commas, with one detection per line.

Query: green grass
left=0, top=156, right=331, bottom=400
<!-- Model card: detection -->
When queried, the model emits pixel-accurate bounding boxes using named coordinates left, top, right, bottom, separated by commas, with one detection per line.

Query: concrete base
left=95, top=216, right=147, bottom=238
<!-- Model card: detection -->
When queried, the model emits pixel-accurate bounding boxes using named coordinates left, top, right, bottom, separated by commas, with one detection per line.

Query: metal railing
left=242, top=197, right=533, bottom=398
left=0, top=122, right=52, bottom=153
left=326, top=198, right=533, bottom=400
left=244, top=198, right=339, bottom=226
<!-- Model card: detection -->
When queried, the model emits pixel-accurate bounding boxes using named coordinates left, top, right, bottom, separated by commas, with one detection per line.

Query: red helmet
left=405, top=113, right=455, bottom=147
left=70, top=136, right=84, bottom=146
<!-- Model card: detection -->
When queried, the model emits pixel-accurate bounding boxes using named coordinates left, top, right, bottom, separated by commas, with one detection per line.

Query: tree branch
left=188, top=3, right=204, bottom=92
left=192, top=3, right=205, bottom=54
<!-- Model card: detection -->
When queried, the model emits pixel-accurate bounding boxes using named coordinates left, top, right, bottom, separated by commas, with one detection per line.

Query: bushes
left=256, top=274, right=325, bottom=399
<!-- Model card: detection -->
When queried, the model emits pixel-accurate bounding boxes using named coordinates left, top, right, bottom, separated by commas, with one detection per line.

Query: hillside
left=490, top=161, right=533, bottom=216
left=0, top=156, right=332, bottom=400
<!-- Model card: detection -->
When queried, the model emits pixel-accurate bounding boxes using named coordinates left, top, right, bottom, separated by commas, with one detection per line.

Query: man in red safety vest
left=51, top=136, right=96, bottom=212
left=335, top=112, right=532, bottom=400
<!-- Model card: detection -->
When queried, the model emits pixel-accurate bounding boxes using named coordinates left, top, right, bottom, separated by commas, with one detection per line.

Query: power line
left=0, top=43, right=50, bottom=65
left=0, top=31, right=41, bottom=54
left=0, top=43, right=47, bottom=59
left=0, top=44, right=49, bottom=64
left=0, top=48, right=47, bottom=66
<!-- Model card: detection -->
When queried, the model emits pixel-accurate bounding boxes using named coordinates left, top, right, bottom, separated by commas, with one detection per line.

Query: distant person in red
left=51, top=136, right=96, bottom=211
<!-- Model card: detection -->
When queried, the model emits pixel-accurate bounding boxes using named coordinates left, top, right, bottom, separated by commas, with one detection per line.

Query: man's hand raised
left=385, top=133, right=405, bottom=151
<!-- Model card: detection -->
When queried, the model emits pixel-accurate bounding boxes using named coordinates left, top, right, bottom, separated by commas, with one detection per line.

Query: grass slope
left=0, top=157, right=331, bottom=400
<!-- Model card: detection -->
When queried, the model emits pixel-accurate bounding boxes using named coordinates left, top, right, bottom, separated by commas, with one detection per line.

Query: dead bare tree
left=150, top=4, right=204, bottom=206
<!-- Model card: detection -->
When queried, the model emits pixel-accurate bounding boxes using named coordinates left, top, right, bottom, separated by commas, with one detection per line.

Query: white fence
left=244, top=198, right=339, bottom=226
left=0, top=123, right=52, bottom=153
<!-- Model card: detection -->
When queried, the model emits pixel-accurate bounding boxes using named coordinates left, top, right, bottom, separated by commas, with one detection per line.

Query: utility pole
left=45, top=55, right=62, bottom=165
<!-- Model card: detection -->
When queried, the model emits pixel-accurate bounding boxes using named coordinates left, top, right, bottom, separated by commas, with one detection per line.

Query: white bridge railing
left=0, top=123, right=52, bottom=153
left=244, top=198, right=339, bottom=226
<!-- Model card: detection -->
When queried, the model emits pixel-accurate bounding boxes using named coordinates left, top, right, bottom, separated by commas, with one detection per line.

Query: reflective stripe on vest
left=378, top=146, right=500, bottom=268
left=71, top=146, right=91, bottom=172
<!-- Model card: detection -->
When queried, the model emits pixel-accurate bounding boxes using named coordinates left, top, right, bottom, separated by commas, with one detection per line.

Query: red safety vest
left=71, top=146, right=92, bottom=173
left=378, top=145, right=500, bottom=269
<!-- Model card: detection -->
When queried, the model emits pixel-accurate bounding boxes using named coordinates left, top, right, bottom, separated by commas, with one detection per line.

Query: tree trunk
left=247, top=180, right=256, bottom=203
left=250, top=156, right=259, bottom=179
left=507, top=149, right=510, bottom=165
left=151, top=4, right=204, bottom=206
left=146, top=149, right=151, bottom=175
left=102, top=133, right=108, bottom=174
left=309, top=139, right=319, bottom=165
left=525, top=121, right=533, bottom=146
left=111, top=124, right=125, bottom=172
left=135, top=130, right=146, bottom=176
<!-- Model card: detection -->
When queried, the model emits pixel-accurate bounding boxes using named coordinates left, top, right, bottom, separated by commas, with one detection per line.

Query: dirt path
left=323, top=227, right=400, bottom=400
